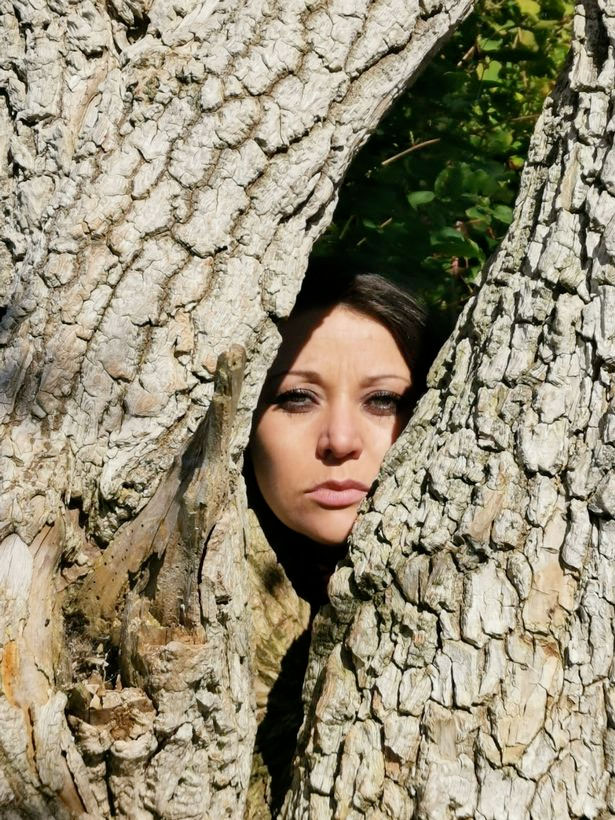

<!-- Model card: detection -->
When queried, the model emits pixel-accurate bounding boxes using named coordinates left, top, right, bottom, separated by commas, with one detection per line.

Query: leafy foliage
left=316, top=0, right=573, bottom=342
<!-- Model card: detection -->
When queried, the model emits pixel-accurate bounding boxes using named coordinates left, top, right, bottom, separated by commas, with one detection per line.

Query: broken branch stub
left=71, top=344, right=246, bottom=644
left=153, top=343, right=247, bottom=628
left=64, top=345, right=254, bottom=816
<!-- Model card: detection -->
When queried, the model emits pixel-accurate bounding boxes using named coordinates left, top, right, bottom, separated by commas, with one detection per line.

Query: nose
left=316, top=399, right=363, bottom=463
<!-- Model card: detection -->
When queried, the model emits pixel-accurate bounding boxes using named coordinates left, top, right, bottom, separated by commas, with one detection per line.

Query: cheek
left=250, top=413, right=313, bottom=534
left=250, top=415, right=277, bottom=484
left=250, top=412, right=298, bottom=497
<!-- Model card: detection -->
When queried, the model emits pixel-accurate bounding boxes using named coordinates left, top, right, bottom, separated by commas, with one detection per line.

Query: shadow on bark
left=255, top=629, right=312, bottom=815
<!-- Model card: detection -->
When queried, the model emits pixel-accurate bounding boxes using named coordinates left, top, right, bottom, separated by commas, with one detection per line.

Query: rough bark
left=0, top=0, right=473, bottom=816
left=282, top=2, right=615, bottom=817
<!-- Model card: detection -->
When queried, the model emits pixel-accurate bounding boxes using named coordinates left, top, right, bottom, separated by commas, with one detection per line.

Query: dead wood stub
left=152, top=343, right=246, bottom=627
left=66, top=344, right=246, bottom=672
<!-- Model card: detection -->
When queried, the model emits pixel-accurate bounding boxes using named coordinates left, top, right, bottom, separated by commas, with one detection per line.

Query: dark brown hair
left=290, top=260, right=429, bottom=398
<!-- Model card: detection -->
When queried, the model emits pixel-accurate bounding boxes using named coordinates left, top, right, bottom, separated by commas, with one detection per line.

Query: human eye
left=364, top=390, right=407, bottom=416
left=273, top=388, right=318, bottom=413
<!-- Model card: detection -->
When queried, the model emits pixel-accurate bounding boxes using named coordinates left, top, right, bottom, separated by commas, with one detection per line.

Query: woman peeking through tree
left=244, top=262, right=428, bottom=814
left=248, top=263, right=428, bottom=604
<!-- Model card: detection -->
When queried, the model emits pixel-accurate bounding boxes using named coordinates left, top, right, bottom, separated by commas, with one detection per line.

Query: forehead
left=273, top=304, right=409, bottom=375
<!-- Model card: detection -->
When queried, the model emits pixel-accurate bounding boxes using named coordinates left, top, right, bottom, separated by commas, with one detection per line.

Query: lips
left=306, top=480, right=370, bottom=509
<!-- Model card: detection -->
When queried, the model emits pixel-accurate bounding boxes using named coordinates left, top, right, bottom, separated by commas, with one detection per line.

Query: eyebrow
left=269, top=369, right=411, bottom=385
left=269, top=369, right=320, bottom=382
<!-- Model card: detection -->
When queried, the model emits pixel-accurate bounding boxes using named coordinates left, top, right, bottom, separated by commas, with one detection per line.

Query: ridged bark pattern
left=283, top=2, right=615, bottom=817
left=0, top=0, right=472, bottom=816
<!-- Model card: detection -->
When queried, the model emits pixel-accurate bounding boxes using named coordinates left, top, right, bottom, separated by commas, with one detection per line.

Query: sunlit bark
left=283, top=2, right=615, bottom=817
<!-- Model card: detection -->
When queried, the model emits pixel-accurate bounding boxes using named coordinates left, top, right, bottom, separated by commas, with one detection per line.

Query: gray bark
left=282, top=1, right=615, bottom=817
left=0, top=0, right=473, bottom=816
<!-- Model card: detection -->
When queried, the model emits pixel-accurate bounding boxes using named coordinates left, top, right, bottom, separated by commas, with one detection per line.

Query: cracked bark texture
left=0, top=0, right=474, bottom=816
left=281, top=2, right=615, bottom=818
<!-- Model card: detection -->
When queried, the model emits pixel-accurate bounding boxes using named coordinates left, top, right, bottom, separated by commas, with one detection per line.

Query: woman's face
left=250, top=304, right=412, bottom=545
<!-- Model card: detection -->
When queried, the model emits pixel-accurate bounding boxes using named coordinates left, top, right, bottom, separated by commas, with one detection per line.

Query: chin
left=299, top=511, right=357, bottom=546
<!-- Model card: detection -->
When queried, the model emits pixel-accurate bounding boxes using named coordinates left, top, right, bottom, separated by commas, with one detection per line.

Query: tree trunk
left=0, top=0, right=473, bottom=816
left=282, top=1, right=615, bottom=817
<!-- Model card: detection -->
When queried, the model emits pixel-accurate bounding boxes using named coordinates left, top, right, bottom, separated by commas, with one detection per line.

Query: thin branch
left=456, top=42, right=477, bottom=66
left=381, top=137, right=441, bottom=167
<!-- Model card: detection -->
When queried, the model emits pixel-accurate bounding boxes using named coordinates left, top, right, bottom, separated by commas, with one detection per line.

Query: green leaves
left=491, top=204, right=514, bottom=224
left=515, top=0, right=540, bottom=15
left=430, top=227, right=483, bottom=260
left=479, top=59, right=503, bottom=84
left=407, top=190, right=435, bottom=209
left=316, top=0, right=572, bottom=343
